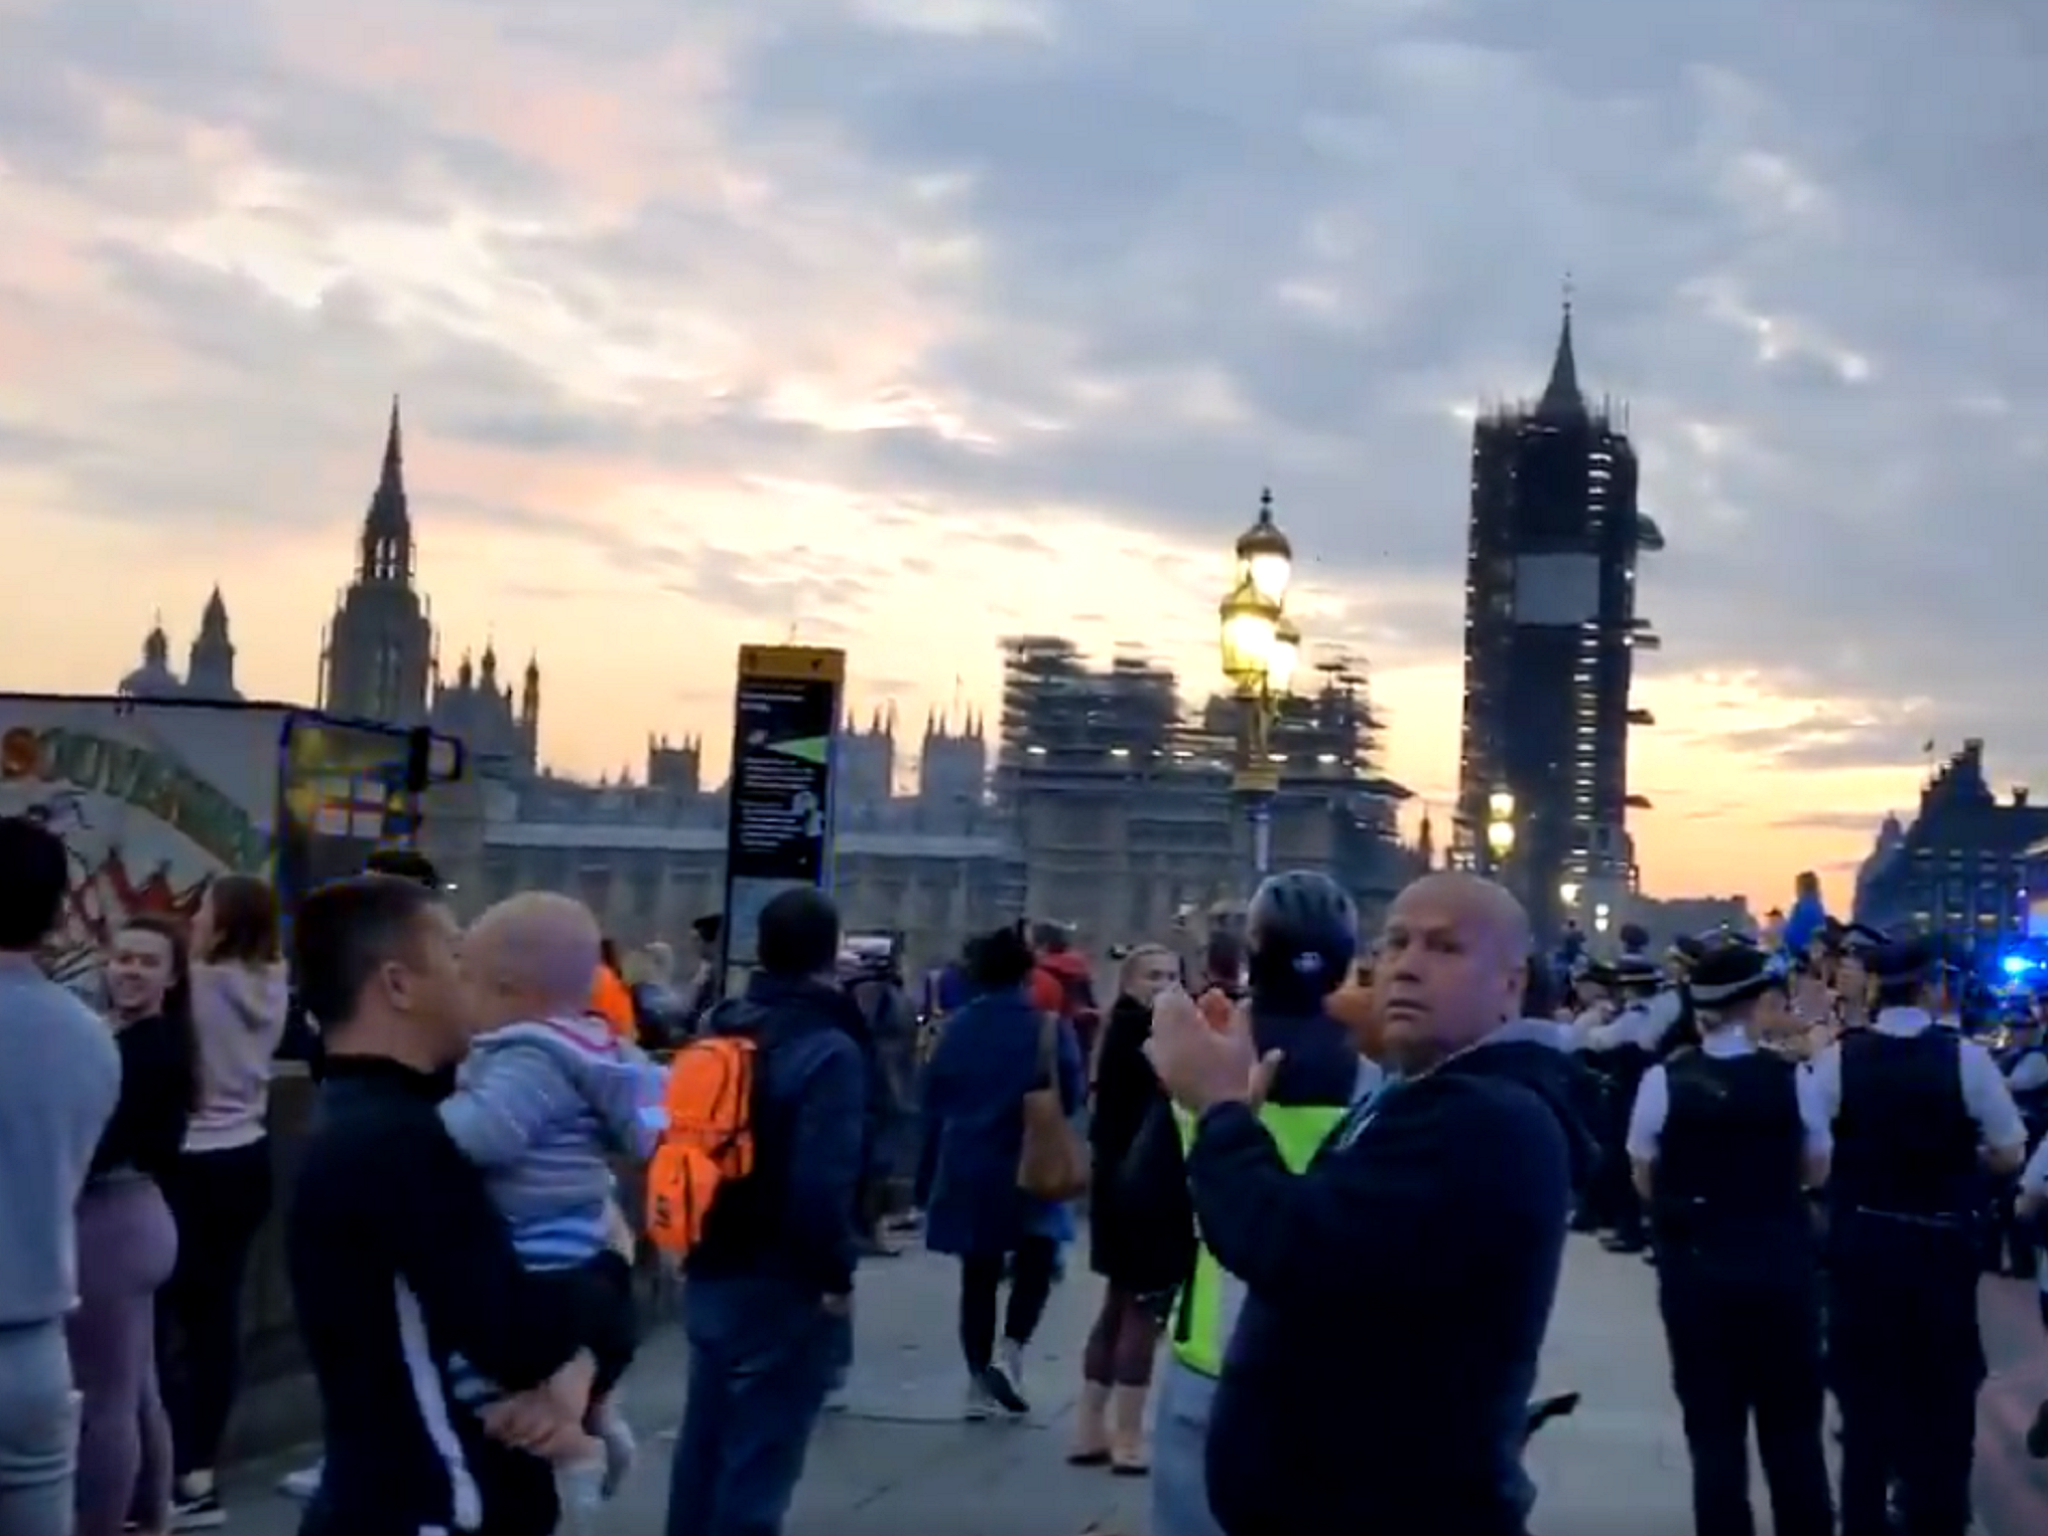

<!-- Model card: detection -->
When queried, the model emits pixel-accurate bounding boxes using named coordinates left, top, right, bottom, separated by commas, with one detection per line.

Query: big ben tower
left=318, top=398, right=436, bottom=723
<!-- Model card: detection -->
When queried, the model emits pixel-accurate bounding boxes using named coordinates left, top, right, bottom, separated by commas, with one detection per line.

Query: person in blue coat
left=1781, top=872, right=1827, bottom=962
left=918, top=922, right=1084, bottom=1420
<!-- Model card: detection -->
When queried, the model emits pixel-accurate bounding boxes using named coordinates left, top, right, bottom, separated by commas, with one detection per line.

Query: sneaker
left=556, top=1452, right=606, bottom=1531
left=278, top=1460, right=323, bottom=1501
left=981, top=1343, right=1030, bottom=1417
left=596, top=1411, right=637, bottom=1499
left=963, top=1377, right=996, bottom=1421
left=170, top=1491, right=224, bottom=1531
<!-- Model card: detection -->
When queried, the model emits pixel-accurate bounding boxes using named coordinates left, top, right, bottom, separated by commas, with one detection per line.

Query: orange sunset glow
left=4, top=0, right=2037, bottom=912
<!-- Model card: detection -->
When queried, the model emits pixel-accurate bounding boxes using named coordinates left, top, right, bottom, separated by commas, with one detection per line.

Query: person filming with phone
left=1145, top=871, right=1594, bottom=1536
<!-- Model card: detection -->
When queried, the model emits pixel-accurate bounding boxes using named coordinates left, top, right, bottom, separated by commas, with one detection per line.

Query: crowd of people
left=1524, top=904, right=2048, bottom=1536
left=4, top=806, right=2047, bottom=1536
left=1, top=816, right=297, bottom=1536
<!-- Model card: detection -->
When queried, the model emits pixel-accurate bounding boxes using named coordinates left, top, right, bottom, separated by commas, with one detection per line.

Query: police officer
left=2016, top=1134, right=2048, bottom=1455
left=1809, top=937, right=2030, bottom=1536
left=1121, top=870, right=1364, bottom=1536
left=2003, top=1001, right=2048, bottom=1138
left=1564, top=959, right=1618, bottom=1233
left=1627, top=944, right=1833, bottom=1536
left=1579, top=952, right=1671, bottom=1254
left=1831, top=924, right=1884, bottom=1034
left=1656, top=935, right=1706, bottom=1056
left=1994, top=1001, right=2048, bottom=1277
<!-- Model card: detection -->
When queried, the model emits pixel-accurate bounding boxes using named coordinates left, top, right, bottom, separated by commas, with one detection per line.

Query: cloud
left=1772, top=810, right=1897, bottom=835
left=1, top=0, right=2043, bottom=903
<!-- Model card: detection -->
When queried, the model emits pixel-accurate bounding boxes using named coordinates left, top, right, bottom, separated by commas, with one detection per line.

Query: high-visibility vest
left=1169, top=1101, right=1348, bottom=1378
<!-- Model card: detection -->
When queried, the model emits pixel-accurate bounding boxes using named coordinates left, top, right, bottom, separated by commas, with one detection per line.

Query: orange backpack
left=645, top=1034, right=758, bottom=1259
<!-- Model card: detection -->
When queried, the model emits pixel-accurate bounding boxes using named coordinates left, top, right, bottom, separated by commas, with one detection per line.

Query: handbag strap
left=1033, top=1012, right=1058, bottom=1092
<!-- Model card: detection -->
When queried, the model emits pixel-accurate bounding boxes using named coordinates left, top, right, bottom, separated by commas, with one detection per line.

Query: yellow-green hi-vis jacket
left=1168, top=1100, right=1351, bottom=1378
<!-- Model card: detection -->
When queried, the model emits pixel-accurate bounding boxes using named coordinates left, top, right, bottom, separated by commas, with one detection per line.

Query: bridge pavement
left=220, top=1235, right=2046, bottom=1534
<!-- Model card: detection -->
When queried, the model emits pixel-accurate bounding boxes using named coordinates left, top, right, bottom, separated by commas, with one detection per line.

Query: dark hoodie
left=683, top=974, right=868, bottom=1298
left=1118, top=999, right=1361, bottom=1303
left=1192, top=1023, right=1597, bottom=1536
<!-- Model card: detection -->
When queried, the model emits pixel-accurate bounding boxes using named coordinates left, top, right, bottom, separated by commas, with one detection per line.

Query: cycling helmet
left=1246, top=870, right=1357, bottom=998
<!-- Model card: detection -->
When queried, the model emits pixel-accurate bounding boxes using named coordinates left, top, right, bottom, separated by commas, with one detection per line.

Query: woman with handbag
left=919, top=922, right=1086, bottom=1421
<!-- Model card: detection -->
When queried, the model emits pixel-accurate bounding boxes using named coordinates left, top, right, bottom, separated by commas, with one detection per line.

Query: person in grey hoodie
left=156, top=873, right=290, bottom=1528
left=0, top=815, right=122, bottom=1536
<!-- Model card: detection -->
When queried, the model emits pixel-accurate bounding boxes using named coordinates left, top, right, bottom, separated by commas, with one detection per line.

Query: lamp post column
left=1218, top=489, right=1299, bottom=895
left=1242, top=685, right=1277, bottom=879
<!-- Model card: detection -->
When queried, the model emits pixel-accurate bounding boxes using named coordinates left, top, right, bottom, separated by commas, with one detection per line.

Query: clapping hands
left=1143, top=985, right=1283, bottom=1113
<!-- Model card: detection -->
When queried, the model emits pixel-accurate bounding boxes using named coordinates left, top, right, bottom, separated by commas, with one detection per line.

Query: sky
left=2, top=0, right=2044, bottom=908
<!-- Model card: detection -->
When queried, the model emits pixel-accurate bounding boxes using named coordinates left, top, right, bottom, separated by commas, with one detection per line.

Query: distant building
left=430, top=645, right=538, bottom=776
left=117, top=405, right=1422, bottom=967
left=1852, top=812, right=1905, bottom=916
left=837, top=707, right=897, bottom=820
left=1452, top=301, right=1664, bottom=939
left=918, top=708, right=988, bottom=820
left=319, top=399, right=437, bottom=724
left=995, top=628, right=1414, bottom=945
left=185, top=588, right=240, bottom=700
left=646, top=734, right=704, bottom=798
left=446, top=812, right=1026, bottom=974
left=1856, top=738, right=2048, bottom=953
left=116, top=588, right=242, bottom=703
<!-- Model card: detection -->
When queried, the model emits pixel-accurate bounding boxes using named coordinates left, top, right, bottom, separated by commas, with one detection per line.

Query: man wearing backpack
left=658, top=887, right=868, bottom=1536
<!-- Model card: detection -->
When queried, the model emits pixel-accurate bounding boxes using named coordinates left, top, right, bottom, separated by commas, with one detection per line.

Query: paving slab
left=217, top=1236, right=2046, bottom=1535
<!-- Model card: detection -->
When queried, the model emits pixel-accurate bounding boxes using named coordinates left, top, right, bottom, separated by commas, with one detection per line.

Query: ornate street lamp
left=1219, top=489, right=1298, bottom=880
left=1485, top=787, right=1517, bottom=870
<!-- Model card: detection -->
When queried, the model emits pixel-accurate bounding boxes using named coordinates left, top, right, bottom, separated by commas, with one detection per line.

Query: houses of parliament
left=116, top=400, right=1415, bottom=969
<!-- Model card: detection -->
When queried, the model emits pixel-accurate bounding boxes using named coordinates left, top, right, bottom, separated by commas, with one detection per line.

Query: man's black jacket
left=1194, top=1026, right=1597, bottom=1536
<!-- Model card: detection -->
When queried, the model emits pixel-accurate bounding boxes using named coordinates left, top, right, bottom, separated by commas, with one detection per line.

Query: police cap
left=1667, top=933, right=1707, bottom=967
left=1688, top=945, right=1780, bottom=1009
left=1614, top=954, right=1662, bottom=992
left=1574, top=957, right=1617, bottom=987
left=1867, top=936, right=1957, bottom=989
left=1839, top=923, right=1885, bottom=954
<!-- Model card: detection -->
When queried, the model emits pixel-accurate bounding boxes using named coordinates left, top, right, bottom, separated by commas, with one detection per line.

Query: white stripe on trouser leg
left=393, top=1280, right=484, bottom=1532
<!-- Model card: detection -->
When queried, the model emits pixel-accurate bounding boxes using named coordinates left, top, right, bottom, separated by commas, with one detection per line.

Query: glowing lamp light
left=1218, top=590, right=1278, bottom=686
left=2002, top=954, right=2034, bottom=977
left=1485, top=819, right=1516, bottom=857
left=1245, top=551, right=1291, bottom=605
left=1266, top=618, right=1301, bottom=695
left=1487, top=789, right=1515, bottom=822
left=1558, top=881, right=1582, bottom=906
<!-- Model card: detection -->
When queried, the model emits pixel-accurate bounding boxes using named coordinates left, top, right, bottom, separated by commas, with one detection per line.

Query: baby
left=440, top=892, right=664, bottom=1512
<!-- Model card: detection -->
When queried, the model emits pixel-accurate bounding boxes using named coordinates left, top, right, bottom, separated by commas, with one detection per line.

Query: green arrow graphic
left=764, top=735, right=831, bottom=765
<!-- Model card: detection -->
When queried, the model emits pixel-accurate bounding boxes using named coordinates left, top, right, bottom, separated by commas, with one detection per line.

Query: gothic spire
left=357, top=394, right=415, bottom=585
left=1536, top=284, right=1586, bottom=421
left=381, top=394, right=403, bottom=485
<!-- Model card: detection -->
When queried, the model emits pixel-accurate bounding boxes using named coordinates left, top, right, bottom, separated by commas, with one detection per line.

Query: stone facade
left=426, top=783, right=1026, bottom=974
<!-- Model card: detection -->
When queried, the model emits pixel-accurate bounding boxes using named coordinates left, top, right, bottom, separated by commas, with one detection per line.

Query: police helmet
left=1246, top=870, right=1357, bottom=994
